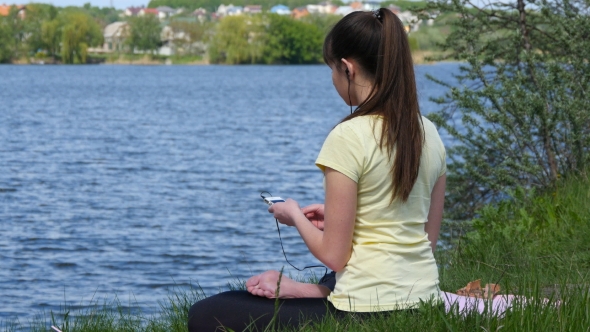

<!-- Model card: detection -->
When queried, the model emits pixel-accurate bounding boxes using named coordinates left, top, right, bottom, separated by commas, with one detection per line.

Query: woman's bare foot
left=246, top=270, right=331, bottom=299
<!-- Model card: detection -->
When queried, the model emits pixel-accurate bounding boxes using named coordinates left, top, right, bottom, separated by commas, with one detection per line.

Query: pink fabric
left=441, top=291, right=521, bottom=316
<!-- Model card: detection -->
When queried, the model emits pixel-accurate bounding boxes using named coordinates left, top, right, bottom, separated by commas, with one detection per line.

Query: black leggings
left=187, top=290, right=346, bottom=332
left=187, top=272, right=378, bottom=332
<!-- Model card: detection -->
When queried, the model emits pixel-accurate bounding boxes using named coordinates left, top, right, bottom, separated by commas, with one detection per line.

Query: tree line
left=121, top=13, right=340, bottom=63
left=0, top=3, right=343, bottom=65
left=208, top=13, right=339, bottom=64
left=0, top=3, right=115, bottom=63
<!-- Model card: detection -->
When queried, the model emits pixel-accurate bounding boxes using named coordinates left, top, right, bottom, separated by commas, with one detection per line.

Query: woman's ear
left=341, top=58, right=355, bottom=80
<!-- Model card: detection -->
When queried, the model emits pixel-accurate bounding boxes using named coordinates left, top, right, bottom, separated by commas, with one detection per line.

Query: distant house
left=227, top=6, right=243, bottom=16
left=334, top=6, right=354, bottom=16
left=270, top=4, right=290, bottom=15
left=160, top=25, right=181, bottom=56
left=398, top=11, right=420, bottom=31
left=387, top=5, right=401, bottom=15
left=291, top=7, right=308, bottom=19
left=349, top=2, right=363, bottom=11
left=156, top=6, right=176, bottom=19
left=316, top=1, right=337, bottom=14
left=139, top=8, right=159, bottom=16
left=160, top=24, right=207, bottom=56
left=0, top=4, right=26, bottom=19
left=124, top=6, right=143, bottom=16
left=100, top=21, right=129, bottom=53
left=306, top=4, right=334, bottom=14
left=306, top=4, right=319, bottom=14
left=192, top=8, right=207, bottom=22
left=244, top=5, right=262, bottom=14
left=216, top=4, right=236, bottom=17
left=363, top=0, right=381, bottom=10
left=193, top=8, right=207, bottom=16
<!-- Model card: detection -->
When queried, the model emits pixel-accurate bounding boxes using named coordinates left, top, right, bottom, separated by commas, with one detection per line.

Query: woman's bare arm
left=425, top=174, right=446, bottom=253
left=268, top=167, right=357, bottom=272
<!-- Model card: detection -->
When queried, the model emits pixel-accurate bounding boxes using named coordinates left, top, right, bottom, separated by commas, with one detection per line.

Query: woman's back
left=316, top=115, right=446, bottom=311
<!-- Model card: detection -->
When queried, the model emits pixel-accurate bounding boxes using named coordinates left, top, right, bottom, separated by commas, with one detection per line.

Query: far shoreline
left=4, top=51, right=451, bottom=66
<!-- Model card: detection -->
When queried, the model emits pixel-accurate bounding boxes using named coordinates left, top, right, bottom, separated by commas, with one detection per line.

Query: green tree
left=300, top=13, right=341, bottom=35
left=59, top=10, right=103, bottom=63
left=0, top=17, right=12, bottom=62
left=262, top=14, right=323, bottom=64
left=126, top=15, right=162, bottom=55
left=0, top=6, right=26, bottom=61
left=208, top=15, right=264, bottom=64
left=81, top=2, right=121, bottom=26
left=168, top=19, right=211, bottom=55
left=41, top=19, right=61, bottom=59
left=382, top=0, right=428, bottom=11
left=209, top=15, right=323, bottom=64
left=22, top=4, right=59, bottom=56
left=424, top=0, right=590, bottom=218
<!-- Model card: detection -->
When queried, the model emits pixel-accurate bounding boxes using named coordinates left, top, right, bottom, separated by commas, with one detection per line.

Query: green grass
left=2, top=285, right=207, bottom=332
left=4, top=173, right=590, bottom=331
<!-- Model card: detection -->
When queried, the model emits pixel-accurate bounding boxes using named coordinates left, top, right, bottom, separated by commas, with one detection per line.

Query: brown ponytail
left=323, top=8, right=423, bottom=203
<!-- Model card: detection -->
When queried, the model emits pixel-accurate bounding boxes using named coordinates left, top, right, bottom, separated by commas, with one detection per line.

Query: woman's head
left=323, top=8, right=416, bottom=109
left=324, top=9, right=423, bottom=203
left=323, top=10, right=382, bottom=80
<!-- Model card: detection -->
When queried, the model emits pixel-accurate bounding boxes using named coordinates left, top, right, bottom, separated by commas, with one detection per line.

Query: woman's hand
left=268, top=199, right=302, bottom=227
left=302, top=204, right=325, bottom=230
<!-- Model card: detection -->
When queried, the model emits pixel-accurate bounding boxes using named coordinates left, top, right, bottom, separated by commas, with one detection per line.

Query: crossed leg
left=187, top=271, right=337, bottom=332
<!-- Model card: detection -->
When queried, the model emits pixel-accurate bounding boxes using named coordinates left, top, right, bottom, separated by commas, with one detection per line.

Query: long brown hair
left=323, top=8, right=423, bottom=203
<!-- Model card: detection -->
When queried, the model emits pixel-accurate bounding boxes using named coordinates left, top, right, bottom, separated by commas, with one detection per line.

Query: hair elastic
left=372, top=9, right=382, bottom=22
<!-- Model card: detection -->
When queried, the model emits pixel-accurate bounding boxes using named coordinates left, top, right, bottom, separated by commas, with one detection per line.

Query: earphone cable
left=274, top=217, right=327, bottom=276
left=347, top=71, right=353, bottom=114
left=261, top=191, right=328, bottom=277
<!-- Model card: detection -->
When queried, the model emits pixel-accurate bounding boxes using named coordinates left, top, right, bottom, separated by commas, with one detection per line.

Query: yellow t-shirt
left=315, top=115, right=446, bottom=312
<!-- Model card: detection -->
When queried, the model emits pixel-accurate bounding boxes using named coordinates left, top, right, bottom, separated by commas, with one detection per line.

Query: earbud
left=345, top=68, right=350, bottom=79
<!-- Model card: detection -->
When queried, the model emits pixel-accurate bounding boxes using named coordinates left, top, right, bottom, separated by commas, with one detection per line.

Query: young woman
left=188, top=8, right=446, bottom=331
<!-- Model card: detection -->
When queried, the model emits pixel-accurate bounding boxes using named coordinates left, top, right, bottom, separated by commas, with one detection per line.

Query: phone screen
left=264, top=197, right=285, bottom=205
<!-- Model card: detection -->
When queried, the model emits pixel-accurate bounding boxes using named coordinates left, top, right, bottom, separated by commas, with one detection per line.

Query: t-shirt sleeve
left=315, top=122, right=364, bottom=183
left=439, top=145, right=447, bottom=177
left=424, top=116, right=447, bottom=178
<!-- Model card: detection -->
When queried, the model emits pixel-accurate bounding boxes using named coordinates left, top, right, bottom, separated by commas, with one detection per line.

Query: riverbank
left=4, top=171, right=588, bottom=331
left=100, top=50, right=447, bottom=65
left=8, top=54, right=209, bottom=65
left=6, top=51, right=444, bottom=66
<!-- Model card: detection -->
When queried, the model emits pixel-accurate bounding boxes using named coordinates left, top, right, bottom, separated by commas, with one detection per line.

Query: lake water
left=0, top=64, right=459, bottom=323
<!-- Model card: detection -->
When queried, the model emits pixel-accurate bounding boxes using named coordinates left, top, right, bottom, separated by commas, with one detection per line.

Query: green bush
left=425, top=0, right=590, bottom=219
left=208, top=14, right=323, bottom=65
left=262, top=14, right=323, bottom=64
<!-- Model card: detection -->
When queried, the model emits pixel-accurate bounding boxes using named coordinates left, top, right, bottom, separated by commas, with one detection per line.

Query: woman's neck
left=352, top=74, right=373, bottom=106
